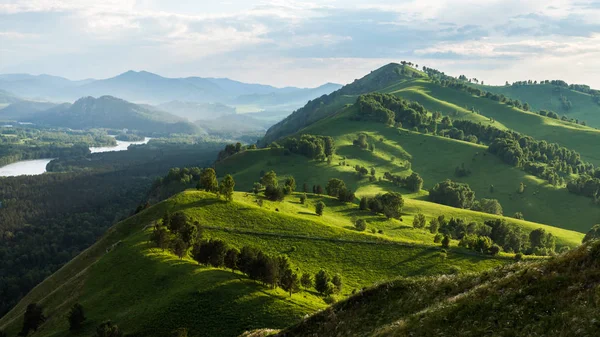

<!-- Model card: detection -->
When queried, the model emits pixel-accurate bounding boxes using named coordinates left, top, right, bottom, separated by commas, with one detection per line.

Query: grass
left=479, top=83, right=600, bottom=128
left=217, top=105, right=599, bottom=234
left=0, top=191, right=517, bottom=337
left=388, top=80, right=600, bottom=165
left=278, top=240, right=600, bottom=337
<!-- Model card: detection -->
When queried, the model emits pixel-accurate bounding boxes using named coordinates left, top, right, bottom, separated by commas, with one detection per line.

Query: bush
left=515, top=253, right=524, bottom=261
left=355, top=219, right=367, bottom=231
left=315, top=201, right=325, bottom=216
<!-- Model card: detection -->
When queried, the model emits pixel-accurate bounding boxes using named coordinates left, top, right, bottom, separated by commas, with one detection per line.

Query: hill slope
left=0, top=100, right=58, bottom=120
left=277, top=239, right=600, bottom=337
left=29, top=96, right=200, bottom=135
left=1, top=190, right=540, bottom=337
left=478, top=82, right=600, bottom=128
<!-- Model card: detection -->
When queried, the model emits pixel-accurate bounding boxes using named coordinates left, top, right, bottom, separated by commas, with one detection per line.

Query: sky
left=2, top=0, right=600, bottom=88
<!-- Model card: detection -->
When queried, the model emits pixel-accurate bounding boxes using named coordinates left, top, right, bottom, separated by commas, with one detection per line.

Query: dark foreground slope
left=277, top=240, right=600, bottom=337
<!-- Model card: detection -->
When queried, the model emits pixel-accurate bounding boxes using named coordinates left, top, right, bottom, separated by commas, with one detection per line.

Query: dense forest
left=0, top=141, right=223, bottom=316
left=0, top=126, right=116, bottom=167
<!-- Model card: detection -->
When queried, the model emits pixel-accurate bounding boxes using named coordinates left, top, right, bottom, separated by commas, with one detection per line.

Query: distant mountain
left=197, top=113, right=273, bottom=135
left=157, top=101, right=236, bottom=121
left=28, top=96, right=200, bottom=135
left=232, top=82, right=342, bottom=108
left=0, top=100, right=58, bottom=120
left=0, top=71, right=341, bottom=107
left=0, top=89, right=20, bottom=105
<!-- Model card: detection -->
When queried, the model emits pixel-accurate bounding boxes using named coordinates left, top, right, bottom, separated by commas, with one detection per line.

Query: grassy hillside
left=0, top=190, right=525, bottom=337
left=479, top=83, right=600, bottom=128
left=217, top=105, right=599, bottom=234
left=277, top=239, right=600, bottom=337
left=386, top=79, right=600, bottom=165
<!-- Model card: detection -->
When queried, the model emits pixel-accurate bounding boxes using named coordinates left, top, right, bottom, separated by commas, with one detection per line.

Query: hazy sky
left=2, top=0, right=600, bottom=88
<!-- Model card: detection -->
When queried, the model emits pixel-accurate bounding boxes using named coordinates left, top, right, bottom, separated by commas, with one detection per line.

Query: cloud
left=1, top=0, right=600, bottom=88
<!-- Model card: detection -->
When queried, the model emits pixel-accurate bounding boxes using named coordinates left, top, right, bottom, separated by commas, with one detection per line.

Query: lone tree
left=315, top=201, right=326, bottom=216
left=68, top=303, right=86, bottom=331
left=300, top=273, right=313, bottom=289
left=199, top=168, right=218, bottom=193
left=95, top=321, right=123, bottom=337
left=314, top=270, right=331, bottom=295
left=20, top=303, right=46, bottom=336
left=441, top=235, right=450, bottom=249
left=355, top=219, right=367, bottom=231
left=219, top=174, right=235, bottom=201
left=413, top=213, right=426, bottom=229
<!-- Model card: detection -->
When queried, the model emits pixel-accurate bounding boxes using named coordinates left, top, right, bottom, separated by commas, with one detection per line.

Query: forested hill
left=260, top=63, right=425, bottom=145
left=28, top=96, right=201, bottom=136
left=277, top=239, right=600, bottom=337
left=475, top=81, right=600, bottom=128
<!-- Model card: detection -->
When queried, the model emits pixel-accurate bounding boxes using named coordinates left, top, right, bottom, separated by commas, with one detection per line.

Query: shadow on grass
left=298, top=211, right=318, bottom=216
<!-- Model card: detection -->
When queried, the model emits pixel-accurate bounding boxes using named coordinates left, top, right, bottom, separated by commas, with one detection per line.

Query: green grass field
left=479, top=83, right=600, bottom=128
left=1, top=190, right=527, bottom=337
left=217, top=104, right=600, bottom=234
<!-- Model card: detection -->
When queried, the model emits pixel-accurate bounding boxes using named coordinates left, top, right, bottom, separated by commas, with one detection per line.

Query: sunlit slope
left=277, top=240, right=600, bottom=337
left=479, top=83, right=600, bottom=128
left=387, top=81, right=600, bottom=165
left=219, top=105, right=598, bottom=233
left=0, top=191, right=516, bottom=337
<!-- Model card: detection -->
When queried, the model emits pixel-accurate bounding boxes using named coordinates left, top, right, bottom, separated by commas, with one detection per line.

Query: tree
left=172, top=237, right=188, bottom=259
left=20, top=303, right=46, bottom=336
left=224, top=248, right=240, bottom=272
left=303, top=183, right=308, bottom=193
left=325, top=178, right=346, bottom=197
left=199, top=168, right=218, bottom=193
left=151, top=226, right=170, bottom=251
left=314, top=270, right=331, bottom=295
left=529, top=228, right=555, bottom=252
left=405, top=172, right=424, bottom=192
left=490, top=244, right=501, bottom=256
left=370, top=167, right=376, bottom=177
left=429, top=180, right=475, bottom=209
left=284, top=176, right=296, bottom=193
left=68, top=303, right=86, bottom=331
left=441, top=235, right=450, bottom=249
left=583, top=224, right=600, bottom=243
left=316, top=185, right=324, bottom=195
left=332, top=274, right=342, bottom=292
left=355, top=219, right=367, bottom=231
left=300, top=194, right=307, bottom=204
left=359, top=196, right=368, bottom=210
left=169, top=212, right=188, bottom=233
left=219, top=174, right=235, bottom=201
left=280, top=269, right=300, bottom=296
left=95, top=321, right=123, bottom=337
left=208, top=239, right=228, bottom=268
left=472, top=198, right=503, bottom=215
left=380, top=192, right=404, bottom=219
left=261, top=170, right=278, bottom=188
left=300, top=273, right=313, bottom=289
left=513, top=212, right=524, bottom=220
left=265, top=185, right=286, bottom=201
left=315, top=201, right=325, bottom=216
left=413, top=213, right=426, bottom=229
left=517, top=182, right=525, bottom=194
left=429, top=218, right=440, bottom=234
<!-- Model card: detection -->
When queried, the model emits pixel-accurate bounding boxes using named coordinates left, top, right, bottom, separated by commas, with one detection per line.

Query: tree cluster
left=150, top=212, right=203, bottom=259
left=359, top=193, right=404, bottom=219
left=383, top=172, right=424, bottom=192
left=283, top=134, right=335, bottom=161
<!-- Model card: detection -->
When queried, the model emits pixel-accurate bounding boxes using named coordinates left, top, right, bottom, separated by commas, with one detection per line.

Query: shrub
left=355, top=219, right=367, bottom=231
left=315, top=201, right=325, bottom=216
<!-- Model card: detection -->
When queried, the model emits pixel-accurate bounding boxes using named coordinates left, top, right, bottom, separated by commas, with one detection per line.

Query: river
left=0, top=138, right=151, bottom=177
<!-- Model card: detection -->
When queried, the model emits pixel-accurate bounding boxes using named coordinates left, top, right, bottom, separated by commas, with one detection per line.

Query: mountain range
left=0, top=71, right=342, bottom=107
